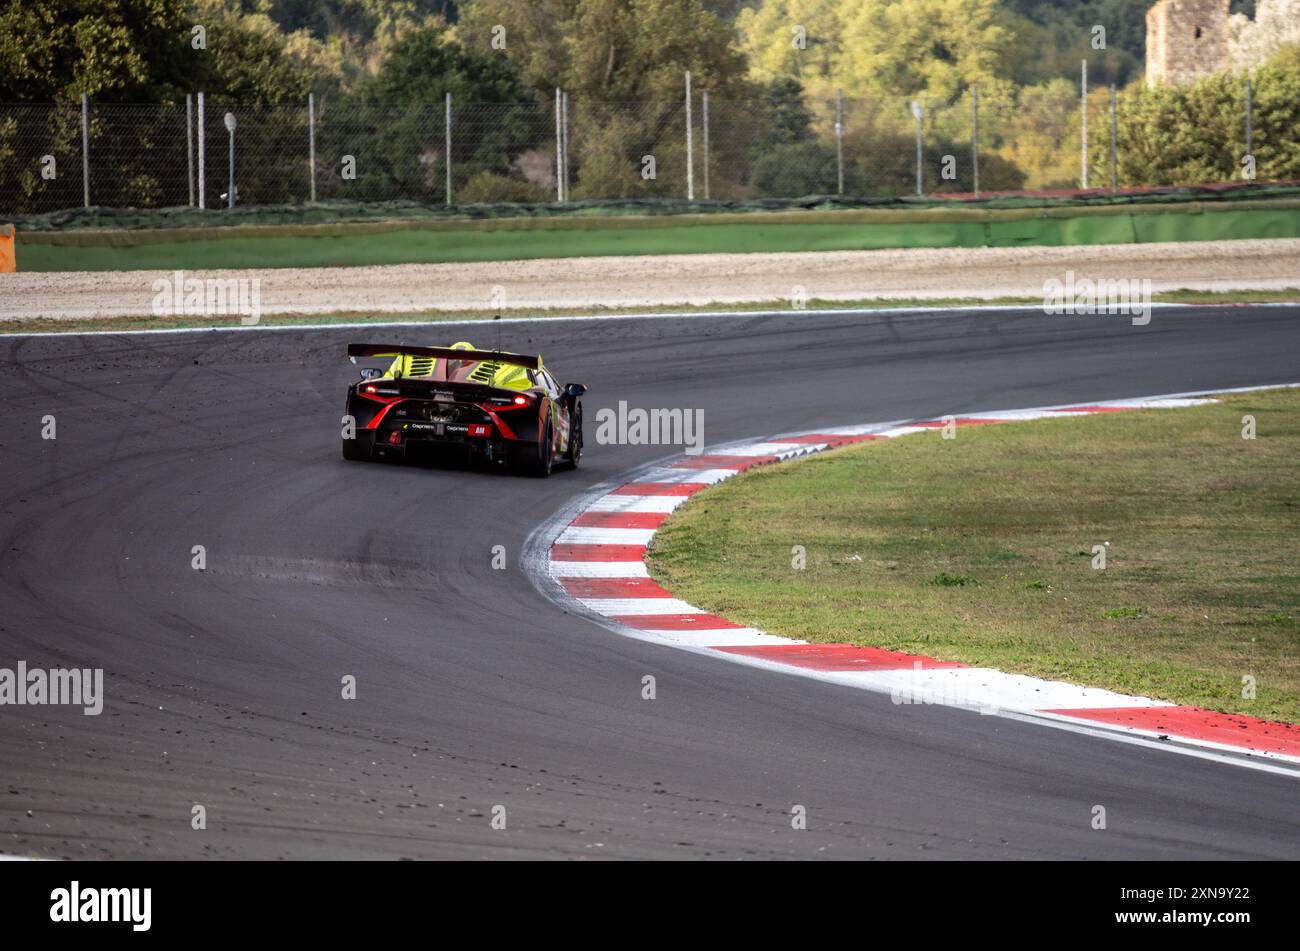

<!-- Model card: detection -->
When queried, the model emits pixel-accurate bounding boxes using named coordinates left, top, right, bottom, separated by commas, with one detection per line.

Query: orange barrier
left=0, top=224, right=14, bottom=273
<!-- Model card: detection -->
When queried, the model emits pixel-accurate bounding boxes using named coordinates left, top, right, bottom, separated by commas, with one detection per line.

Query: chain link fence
left=88, top=103, right=192, bottom=208
left=0, top=84, right=1276, bottom=216
left=0, top=102, right=84, bottom=213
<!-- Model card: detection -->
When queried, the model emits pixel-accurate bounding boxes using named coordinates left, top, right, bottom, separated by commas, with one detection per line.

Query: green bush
left=1110, top=44, right=1300, bottom=186
left=458, top=170, right=551, bottom=204
left=750, top=141, right=841, bottom=197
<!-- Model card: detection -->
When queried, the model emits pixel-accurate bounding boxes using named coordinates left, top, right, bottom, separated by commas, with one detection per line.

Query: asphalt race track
left=2, top=305, right=1298, bottom=860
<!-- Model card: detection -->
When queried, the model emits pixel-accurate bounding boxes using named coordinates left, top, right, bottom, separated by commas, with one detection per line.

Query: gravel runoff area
left=3, top=238, right=1300, bottom=322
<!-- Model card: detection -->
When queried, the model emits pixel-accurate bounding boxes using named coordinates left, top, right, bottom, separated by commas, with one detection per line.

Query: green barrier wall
left=13, top=204, right=1300, bottom=272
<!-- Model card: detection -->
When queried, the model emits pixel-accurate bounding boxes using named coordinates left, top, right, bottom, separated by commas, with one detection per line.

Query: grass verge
left=647, top=388, right=1300, bottom=722
left=4, top=289, right=1298, bottom=335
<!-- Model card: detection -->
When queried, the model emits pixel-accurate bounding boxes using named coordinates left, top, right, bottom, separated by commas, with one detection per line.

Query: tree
left=565, top=0, right=747, bottom=100
left=1114, top=74, right=1242, bottom=186
left=266, top=0, right=456, bottom=40
left=192, top=1, right=325, bottom=105
left=0, top=0, right=191, bottom=102
left=0, top=0, right=337, bottom=104
left=752, top=77, right=813, bottom=149
left=1230, top=0, right=1300, bottom=71
left=1110, top=45, right=1300, bottom=186
left=318, top=27, right=547, bottom=202
left=750, top=140, right=839, bottom=196
left=458, top=0, right=749, bottom=198
left=1000, top=0, right=1146, bottom=87
left=735, top=0, right=856, bottom=94
left=737, top=0, right=1014, bottom=103
left=455, top=0, right=579, bottom=97
left=364, top=23, right=530, bottom=104
left=460, top=0, right=747, bottom=100
left=997, top=78, right=1084, bottom=189
left=1252, top=42, right=1300, bottom=179
left=837, top=0, right=1012, bottom=103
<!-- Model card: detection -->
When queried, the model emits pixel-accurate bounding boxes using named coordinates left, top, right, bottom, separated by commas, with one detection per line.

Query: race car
left=342, top=341, right=585, bottom=476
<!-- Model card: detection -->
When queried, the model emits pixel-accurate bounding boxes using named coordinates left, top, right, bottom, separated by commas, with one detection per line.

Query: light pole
left=910, top=100, right=924, bottom=197
left=224, top=112, right=237, bottom=208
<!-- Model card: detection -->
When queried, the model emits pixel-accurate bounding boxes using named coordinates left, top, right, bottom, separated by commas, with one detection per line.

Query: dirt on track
left=4, top=239, right=1300, bottom=321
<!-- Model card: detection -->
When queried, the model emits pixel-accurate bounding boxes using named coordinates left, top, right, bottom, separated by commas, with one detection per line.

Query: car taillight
left=359, top=383, right=400, bottom=400
left=483, top=394, right=534, bottom=412
left=387, top=431, right=402, bottom=445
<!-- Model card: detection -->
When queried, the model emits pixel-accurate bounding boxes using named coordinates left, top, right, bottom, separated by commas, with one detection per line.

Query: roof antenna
left=494, top=314, right=501, bottom=354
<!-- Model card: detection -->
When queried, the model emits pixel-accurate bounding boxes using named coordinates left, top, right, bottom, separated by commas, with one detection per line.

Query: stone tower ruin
left=1145, top=0, right=1231, bottom=85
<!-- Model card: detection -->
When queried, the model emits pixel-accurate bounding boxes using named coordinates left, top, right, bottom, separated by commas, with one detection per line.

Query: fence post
left=186, top=94, right=195, bottom=207
left=971, top=84, right=980, bottom=198
left=702, top=89, right=710, bottom=200
left=561, top=91, right=569, bottom=200
left=197, top=92, right=205, bottom=209
left=80, top=93, right=90, bottom=208
left=308, top=93, right=316, bottom=203
left=910, top=100, right=923, bottom=197
left=685, top=71, right=694, bottom=200
left=444, top=92, right=452, bottom=205
left=225, top=112, right=236, bottom=208
left=1080, top=59, right=1088, bottom=190
left=1109, top=84, right=1118, bottom=194
left=1245, top=76, right=1254, bottom=177
left=835, top=89, right=844, bottom=195
left=554, top=89, right=563, bottom=201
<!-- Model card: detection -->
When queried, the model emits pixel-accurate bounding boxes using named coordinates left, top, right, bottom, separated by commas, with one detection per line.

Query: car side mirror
left=360, top=367, right=382, bottom=380
left=564, top=383, right=587, bottom=398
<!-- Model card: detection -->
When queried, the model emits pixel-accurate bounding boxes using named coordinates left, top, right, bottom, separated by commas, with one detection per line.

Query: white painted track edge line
left=703, top=648, right=1300, bottom=775
left=1001, top=710, right=1300, bottom=775
left=1027, top=709, right=1300, bottom=767
left=6, top=300, right=1300, bottom=339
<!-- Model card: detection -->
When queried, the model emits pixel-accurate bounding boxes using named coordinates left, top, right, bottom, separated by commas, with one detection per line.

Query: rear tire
left=522, top=422, right=554, bottom=477
left=561, top=408, right=582, bottom=469
left=342, top=431, right=375, bottom=461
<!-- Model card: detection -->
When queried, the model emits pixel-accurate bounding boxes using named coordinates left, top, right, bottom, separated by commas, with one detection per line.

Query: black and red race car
left=342, top=342, right=586, bottom=476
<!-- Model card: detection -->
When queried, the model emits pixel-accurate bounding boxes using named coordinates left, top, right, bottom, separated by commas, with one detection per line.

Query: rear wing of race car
left=347, top=343, right=541, bottom=371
